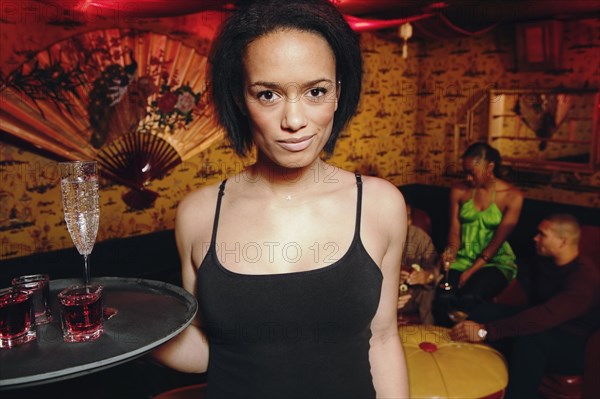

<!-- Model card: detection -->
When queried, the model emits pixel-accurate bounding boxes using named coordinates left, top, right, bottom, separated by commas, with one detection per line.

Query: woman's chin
left=264, top=150, right=322, bottom=170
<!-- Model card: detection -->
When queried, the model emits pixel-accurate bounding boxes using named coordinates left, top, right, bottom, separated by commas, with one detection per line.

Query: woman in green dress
left=434, top=142, right=523, bottom=326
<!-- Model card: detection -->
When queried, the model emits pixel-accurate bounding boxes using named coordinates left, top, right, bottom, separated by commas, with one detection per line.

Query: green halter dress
left=451, top=186, right=517, bottom=281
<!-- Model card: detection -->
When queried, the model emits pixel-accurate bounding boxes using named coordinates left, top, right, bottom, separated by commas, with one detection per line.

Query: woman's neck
left=475, top=177, right=497, bottom=191
left=248, top=157, right=332, bottom=199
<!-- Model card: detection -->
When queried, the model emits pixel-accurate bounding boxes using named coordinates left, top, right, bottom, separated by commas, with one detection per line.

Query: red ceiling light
left=33, top=0, right=233, bottom=18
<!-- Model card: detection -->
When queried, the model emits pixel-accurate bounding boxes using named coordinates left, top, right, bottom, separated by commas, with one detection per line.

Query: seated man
left=398, top=204, right=439, bottom=324
left=450, top=214, right=600, bottom=399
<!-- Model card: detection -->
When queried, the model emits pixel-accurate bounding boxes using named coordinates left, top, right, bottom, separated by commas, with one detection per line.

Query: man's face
left=533, top=220, right=563, bottom=257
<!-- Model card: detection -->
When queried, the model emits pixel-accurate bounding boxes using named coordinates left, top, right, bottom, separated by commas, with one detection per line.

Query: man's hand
left=397, top=294, right=412, bottom=310
left=408, top=269, right=434, bottom=285
left=450, top=320, right=485, bottom=342
left=400, top=270, right=411, bottom=283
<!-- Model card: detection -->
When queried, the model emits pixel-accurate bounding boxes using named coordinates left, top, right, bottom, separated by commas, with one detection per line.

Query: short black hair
left=462, top=142, right=502, bottom=176
left=208, top=0, right=363, bottom=156
left=544, top=213, right=581, bottom=243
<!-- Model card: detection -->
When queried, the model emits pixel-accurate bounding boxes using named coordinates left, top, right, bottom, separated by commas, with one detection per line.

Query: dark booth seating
left=0, top=229, right=181, bottom=288
left=493, top=224, right=600, bottom=399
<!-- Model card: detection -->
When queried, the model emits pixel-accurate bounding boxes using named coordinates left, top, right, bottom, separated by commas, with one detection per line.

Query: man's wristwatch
left=477, top=327, right=488, bottom=340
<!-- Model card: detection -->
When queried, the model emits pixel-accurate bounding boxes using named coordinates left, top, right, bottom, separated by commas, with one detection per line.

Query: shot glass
left=0, top=287, right=37, bottom=348
left=59, top=284, right=104, bottom=343
left=12, top=274, right=53, bottom=325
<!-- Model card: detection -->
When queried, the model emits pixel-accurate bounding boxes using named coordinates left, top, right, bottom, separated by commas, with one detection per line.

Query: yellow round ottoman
left=399, top=325, right=508, bottom=399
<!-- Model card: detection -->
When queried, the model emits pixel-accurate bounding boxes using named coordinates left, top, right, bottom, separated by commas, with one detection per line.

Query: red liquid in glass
left=62, top=292, right=103, bottom=334
left=12, top=275, right=53, bottom=324
left=0, top=291, right=32, bottom=339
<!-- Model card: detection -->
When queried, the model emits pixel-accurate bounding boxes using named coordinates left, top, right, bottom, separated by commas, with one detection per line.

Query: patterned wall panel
left=2, top=16, right=599, bottom=264
left=330, top=33, right=420, bottom=184
left=414, top=19, right=600, bottom=208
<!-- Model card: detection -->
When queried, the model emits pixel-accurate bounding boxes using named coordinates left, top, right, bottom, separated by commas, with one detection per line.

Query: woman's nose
left=281, top=98, right=308, bottom=131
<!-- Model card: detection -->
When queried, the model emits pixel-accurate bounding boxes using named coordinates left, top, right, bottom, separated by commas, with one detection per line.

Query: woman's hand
left=442, top=247, right=456, bottom=264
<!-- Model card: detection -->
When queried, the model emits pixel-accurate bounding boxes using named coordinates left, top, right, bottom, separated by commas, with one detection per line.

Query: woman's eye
left=307, top=87, right=327, bottom=101
left=257, top=90, right=277, bottom=103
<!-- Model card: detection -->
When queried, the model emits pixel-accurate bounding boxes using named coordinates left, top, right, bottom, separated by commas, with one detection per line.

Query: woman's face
left=242, top=29, right=338, bottom=169
left=462, top=156, right=493, bottom=187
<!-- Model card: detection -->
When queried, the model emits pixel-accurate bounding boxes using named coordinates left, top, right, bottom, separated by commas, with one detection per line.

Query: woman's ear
left=486, top=161, right=495, bottom=177
left=334, top=80, right=341, bottom=111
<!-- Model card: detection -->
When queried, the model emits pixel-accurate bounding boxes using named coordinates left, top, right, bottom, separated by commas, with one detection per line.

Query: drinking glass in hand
left=0, top=287, right=36, bottom=348
left=439, top=248, right=454, bottom=291
left=59, top=161, right=100, bottom=286
left=397, top=264, right=412, bottom=324
left=59, top=285, right=104, bottom=343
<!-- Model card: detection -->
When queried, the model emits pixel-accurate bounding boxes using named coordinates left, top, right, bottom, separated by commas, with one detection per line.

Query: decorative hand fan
left=513, top=93, right=572, bottom=150
left=0, top=28, right=223, bottom=209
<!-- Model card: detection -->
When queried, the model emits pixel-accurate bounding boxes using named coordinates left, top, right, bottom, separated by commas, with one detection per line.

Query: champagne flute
left=59, top=161, right=100, bottom=286
left=439, top=247, right=454, bottom=291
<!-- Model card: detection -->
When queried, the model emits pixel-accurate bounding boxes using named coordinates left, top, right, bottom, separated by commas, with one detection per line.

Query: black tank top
left=197, top=174, right=382, bottom=399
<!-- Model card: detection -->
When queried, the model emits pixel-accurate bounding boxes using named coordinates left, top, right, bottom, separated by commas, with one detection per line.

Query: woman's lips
left=277, top=135, right=315, bottom=152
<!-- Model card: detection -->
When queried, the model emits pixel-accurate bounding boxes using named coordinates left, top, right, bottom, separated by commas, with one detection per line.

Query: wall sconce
left=399, top=22, right=413, bottom=59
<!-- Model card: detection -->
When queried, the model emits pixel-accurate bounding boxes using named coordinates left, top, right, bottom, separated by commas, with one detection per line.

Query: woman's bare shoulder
left=497, top=179, right=523, bottom=200
left=361, top=174, right=400, bottom=193
left=177, top=183, right=222, bottom=216
left=450, top=180, right=470, bottom=192
left=360, top=175, right=405, bottom=212
left=175, top=182, right=223, bottom=244
left=449, top=181, right=470, bottom=200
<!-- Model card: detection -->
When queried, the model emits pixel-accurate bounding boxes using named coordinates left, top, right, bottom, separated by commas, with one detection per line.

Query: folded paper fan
left=0, top=28, right=223, bottom=208
left=513, top=93, right=572, bottom=151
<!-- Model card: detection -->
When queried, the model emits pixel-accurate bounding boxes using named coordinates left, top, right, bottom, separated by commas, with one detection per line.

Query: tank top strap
left=354, top=173, right=363, bottom=240
left=210, top=179, right=228, bottom=245
left=470, top=188, right=476, bottom=200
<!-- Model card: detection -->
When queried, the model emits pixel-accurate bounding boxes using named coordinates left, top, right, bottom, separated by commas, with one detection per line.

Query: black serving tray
left=0, top=277, right=197, bottom=390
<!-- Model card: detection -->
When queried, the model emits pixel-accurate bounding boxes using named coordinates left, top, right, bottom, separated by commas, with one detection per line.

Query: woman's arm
left=446, top=185, right=464, bottom=257
left=150, top=192, right=211, bottom=373
left=368, top=181, right=409, bottom=398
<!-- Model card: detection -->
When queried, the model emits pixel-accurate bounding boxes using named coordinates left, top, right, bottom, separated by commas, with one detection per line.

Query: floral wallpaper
left=1, top=8, right=599, bottom=262
left=329, top=32, right=420, bottom=182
